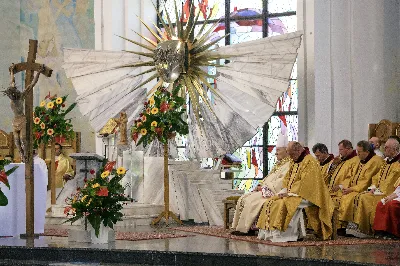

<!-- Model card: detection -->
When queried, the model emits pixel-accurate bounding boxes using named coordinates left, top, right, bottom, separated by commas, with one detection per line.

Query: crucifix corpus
left=5, top=39, right=52, bottom=238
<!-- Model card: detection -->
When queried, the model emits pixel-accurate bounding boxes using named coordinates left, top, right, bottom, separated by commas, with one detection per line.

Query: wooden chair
left=368, top=119, right=400, bottom=145
left=222, top=196, right=240, bottom=229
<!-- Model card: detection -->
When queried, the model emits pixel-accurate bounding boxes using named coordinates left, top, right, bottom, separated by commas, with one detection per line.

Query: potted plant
left=0, top=159, right=18, bottom=206
left=131, top=85, right=188, bottom=225
left=64, top=161, right=130, bottom=243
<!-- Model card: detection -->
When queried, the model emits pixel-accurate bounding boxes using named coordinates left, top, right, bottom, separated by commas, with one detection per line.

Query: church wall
left=298, top=0, right=400, bottom=154
left=0, top=0, right=96, bottom=153
left=94, top=0, right=157, bottom=156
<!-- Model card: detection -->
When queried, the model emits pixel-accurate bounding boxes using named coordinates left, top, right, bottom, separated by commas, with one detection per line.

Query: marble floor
left=0, top=224, right=399, bottom=265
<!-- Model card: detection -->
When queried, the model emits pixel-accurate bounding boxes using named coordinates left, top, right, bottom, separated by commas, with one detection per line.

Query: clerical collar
left=360, top=151, right=375, bottom=164
left=294, top=149, right=310, bottom=163
left=388, top=152, right=400, bottom=164
left=320, top=154, right=334, bottom=166
left=342, top=150, right=357, bottom=161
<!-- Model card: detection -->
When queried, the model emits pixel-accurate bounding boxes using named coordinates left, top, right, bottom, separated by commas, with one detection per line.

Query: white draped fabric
left=0, top=163, right=48, bottom=236
left=63, top=32, right=302, bottom=158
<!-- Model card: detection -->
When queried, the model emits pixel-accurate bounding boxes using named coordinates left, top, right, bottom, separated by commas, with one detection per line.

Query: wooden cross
left=12, top=39, right=52, bottom=238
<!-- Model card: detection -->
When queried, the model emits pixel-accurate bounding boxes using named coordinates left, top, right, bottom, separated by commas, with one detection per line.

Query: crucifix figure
left=4, top=63, right=45, bottom=163
left=6, top=39, right=52, bottom=239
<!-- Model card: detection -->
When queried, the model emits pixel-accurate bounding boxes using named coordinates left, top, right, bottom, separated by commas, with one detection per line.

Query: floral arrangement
left=0, top=160, right=18, bottom=206
left=33, top=94, right=76, bottom=148
left=64, top=161, right=130, bottom=237
left=131, top=85, right=189, bottom=147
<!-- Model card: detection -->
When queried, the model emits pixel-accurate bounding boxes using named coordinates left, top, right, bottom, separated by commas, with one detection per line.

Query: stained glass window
left=157, top=0, right=298, bottom=193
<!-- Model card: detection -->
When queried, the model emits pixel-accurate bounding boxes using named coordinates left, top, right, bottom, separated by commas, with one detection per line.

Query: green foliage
left=64, top=161, right=130, bottom=237
left=0, top=159, right=18, bottom=206
left=33, top=95, right=76, bottom=148
left=130, top=85, right=189, bottom=147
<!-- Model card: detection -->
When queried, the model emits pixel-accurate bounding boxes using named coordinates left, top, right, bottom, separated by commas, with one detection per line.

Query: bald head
left=287, top=141, right=304, bottom=160
left=369, top=137, right=381, bottom=149
left=384, top=137, right=400, bottom=159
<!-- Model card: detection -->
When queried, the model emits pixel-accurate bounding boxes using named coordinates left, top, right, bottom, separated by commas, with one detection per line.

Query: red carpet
left=174, top=226, right=400, bottom=247
left=44, top=228, right=192, bottom=241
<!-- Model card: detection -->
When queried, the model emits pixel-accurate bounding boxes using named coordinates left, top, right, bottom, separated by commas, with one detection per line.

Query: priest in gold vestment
left=257, top=142, right=334, bottom=242
left=231, top=134, right=291, bottom=234
left=347, top=136, right=400, bottom=237
left=338, top=140, right=384, bottom=224
left=327, top=140, right=360, bottom=206
left=312, top=143, right=334, bottom=185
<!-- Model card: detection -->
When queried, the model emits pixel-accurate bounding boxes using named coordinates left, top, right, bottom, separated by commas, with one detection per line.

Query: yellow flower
left=86, top=199, right=92, bottom=206
left=140, top=128, right=147, bottom=135
left=117, top=167, right=126, bottom=175
left=47, top=128, right=54, bottom=135
left=151, top=121, right=157, bottom=127
left=47, top=101, right=54, bottom=109
left=40, top=101, right=46, bottom=107
left=92, top=183, right=100, bottom=188
left=149, top=97, right=155, bottom=106
left=40, top=122, right=45, bottom=129
left=81, top=195, right=88, bottom=202
left=101, top=171, right=110, bottom=178
left=56, top=97, right=63, bottom=104
left=34, top=117, right=41, bottom=124
left=151, top=107, right=159, bottom=115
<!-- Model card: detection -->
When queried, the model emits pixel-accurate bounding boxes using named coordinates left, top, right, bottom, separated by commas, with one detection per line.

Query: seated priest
left=312, top=143, right=334, bottom=185
left=369, top=137, right=384, bottom=158
left=231, top=133, right=291, bottom=235
left=337, top=140, right=384, bottom=230
left=346, top=136, right=400, bottom=237
left=257, top=141, right=334, bottom=242
left=54, top=143, right=74, bottom=189
left=373, top=179, right=400, bottom=239
left=327, top=140, right=360, bottom=206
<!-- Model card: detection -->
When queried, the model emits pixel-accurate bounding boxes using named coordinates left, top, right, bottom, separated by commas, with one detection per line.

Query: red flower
left=132, top=132, right=139, bottom=144
left=104, top=161, right=116, bottom=172
left=155, top=127, right=163, bottom=135
left=96, top=187, right=109, bottom=197
left=83, top=178, right=87, bottom=183
left=160, top=102, right=169, bottom=113
left=89, top=169, right=95, bottom=175
left=35, top=132, right=42, bottom=140
left=0, top=171, right=9, bottom=188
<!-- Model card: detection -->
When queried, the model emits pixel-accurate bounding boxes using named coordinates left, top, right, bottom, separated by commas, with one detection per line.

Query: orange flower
left=142, top=115, right=147, bottom=122
left=40, top=122, right=46, bottom=129
left=47, top=128, right=54, bottom=135
left=34, top=117, right=41, bottom=124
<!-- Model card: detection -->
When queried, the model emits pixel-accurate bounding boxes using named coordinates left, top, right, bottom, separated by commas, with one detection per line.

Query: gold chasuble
left=353, top=153, right=400, bottom=234
left=231, top=157, right=291, bottom=233
left=55, top=153, right=75, bottom=188
left=328, top=151, right=360, bottom=203
left=257, top=152, right=334, bottom=240
left=320, top=154, right=334, bottom=185
left=338, top=154, right=384, bottom=223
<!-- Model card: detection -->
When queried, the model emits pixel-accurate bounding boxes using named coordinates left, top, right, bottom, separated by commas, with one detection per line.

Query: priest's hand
left=278, top=193, right=288, bottom=198
left=342, top=188, right=353, bottom=195
left=331, top=185, right=341, bottom=193
left=332, top=156, right=342, bottom=165
left=63, top=174, right=72, bottom=182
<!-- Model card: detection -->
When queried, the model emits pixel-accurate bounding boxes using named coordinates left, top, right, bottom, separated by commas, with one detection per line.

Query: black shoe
left=231, top=230, right=256, bottom=236
left=337, top=228, right=346, bottom=236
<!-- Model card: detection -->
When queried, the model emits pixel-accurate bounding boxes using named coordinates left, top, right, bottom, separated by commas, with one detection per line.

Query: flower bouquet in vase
left=64, top=161, right=130, bottom=243
left=131, top=85, right=188, bottom=225
left=33, top=94, right=76, bottom=205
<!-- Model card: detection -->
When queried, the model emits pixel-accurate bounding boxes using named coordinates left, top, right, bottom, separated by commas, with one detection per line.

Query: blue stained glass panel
left=268, top=0, right=297, bottom=14
left=232, top=146, right=264, bottom=180
left=229, top=21, right=263, bottom=45
left=233, top=179, right=260, bottom=193
left=230, top=0, right=263, bottom=13
left=267, top=16, right=297, bottom=36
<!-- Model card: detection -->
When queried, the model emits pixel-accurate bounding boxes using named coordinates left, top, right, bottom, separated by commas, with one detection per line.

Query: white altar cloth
left=0, top=163, right=48, bottom=236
